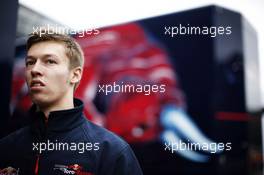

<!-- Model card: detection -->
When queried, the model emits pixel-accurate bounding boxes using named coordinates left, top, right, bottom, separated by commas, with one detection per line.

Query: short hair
left=26, top=29, right=84, bottom=90
left=26, top=29, right=84, bottom=70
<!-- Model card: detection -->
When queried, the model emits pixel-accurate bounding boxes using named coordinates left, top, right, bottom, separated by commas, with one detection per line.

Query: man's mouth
left=30, top=80, right=45, bottom=89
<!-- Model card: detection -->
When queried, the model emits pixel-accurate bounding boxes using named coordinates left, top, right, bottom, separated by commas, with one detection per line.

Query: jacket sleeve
left=111, top=145, right=143, bottom=175
left=0, top=133, right=16, bottom=168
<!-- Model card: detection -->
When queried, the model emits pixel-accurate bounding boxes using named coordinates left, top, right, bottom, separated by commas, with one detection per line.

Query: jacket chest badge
left=53, top=164, right=93, bottom=175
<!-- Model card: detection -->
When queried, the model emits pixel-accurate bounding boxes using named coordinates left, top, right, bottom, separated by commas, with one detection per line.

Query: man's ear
left=70, top=67, right=82, bottom=85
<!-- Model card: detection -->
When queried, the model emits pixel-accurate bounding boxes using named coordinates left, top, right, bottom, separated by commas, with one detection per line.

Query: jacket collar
left=30, top=98, right=86, bottom=140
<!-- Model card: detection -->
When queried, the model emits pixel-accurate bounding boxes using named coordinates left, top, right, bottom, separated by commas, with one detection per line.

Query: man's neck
left=38, top=97, right=74, bottom=119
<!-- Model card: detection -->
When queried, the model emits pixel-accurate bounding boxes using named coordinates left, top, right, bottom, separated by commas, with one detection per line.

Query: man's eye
left=26, top=60, right=35, bottom=66
left=47, top=59, right=57, bottom=64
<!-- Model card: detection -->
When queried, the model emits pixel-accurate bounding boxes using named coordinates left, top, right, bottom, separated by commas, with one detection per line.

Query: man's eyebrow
left=25, top=54, right=59, bottom=60
left=42, top=54, right=59, bottom=59
left=25, top=55, right=36, bottom=60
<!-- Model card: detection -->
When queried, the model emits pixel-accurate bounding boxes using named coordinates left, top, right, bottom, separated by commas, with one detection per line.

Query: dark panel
left=0, top=0, right=18, bottom=138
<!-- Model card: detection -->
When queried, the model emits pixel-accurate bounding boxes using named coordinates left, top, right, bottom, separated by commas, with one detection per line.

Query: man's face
left=25, top=41, right=73, bottom=107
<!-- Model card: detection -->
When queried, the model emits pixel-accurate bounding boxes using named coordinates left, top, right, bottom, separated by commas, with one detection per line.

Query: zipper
left=34, top=154, right=40, bottom=175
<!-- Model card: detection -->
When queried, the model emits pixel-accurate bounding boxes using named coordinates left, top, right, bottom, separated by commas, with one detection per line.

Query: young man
left=0, top=30, right=143, bottom=175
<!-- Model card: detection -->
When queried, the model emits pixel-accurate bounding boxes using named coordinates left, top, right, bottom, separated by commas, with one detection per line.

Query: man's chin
left=30, top=94, right=51, bottom=106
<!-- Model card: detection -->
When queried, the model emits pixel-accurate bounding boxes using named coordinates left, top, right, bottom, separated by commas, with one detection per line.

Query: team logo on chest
left=54, top=164, right=93, bottom=175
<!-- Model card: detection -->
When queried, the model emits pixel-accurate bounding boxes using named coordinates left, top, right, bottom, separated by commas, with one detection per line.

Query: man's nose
left=31, top=61, right=43, bottom=77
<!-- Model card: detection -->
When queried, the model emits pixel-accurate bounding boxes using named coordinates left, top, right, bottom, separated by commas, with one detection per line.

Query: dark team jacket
left=0, top=98, right=143, bottom=175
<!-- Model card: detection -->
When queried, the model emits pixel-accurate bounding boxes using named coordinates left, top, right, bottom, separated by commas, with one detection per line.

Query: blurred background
left=0, top=0, right=263, bottom=174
